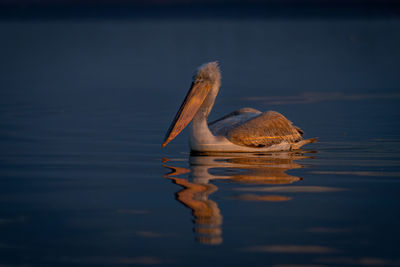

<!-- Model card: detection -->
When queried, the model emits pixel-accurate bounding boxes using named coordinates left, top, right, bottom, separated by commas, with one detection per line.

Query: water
left=1, top=17, right=400, bottom=266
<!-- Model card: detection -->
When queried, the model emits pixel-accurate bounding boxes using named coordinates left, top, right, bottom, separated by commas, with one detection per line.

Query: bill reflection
left=162, top=151, right=314, bottom=245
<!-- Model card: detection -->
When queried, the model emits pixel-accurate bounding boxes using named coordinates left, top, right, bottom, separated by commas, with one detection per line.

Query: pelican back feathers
left=227, top=111, right=303, bottom=148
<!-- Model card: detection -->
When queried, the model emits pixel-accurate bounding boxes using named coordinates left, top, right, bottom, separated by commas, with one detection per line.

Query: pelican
left=162, top=62, right=316, bottom=152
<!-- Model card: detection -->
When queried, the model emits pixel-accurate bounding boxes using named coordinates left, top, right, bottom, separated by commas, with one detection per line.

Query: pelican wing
left=226, top=111, right=303, bottom=148
left=209, top=108, right=261, bottom=137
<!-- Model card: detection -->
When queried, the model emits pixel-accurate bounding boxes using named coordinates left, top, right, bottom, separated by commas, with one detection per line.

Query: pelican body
left=162, top=62, right=316, bottom=153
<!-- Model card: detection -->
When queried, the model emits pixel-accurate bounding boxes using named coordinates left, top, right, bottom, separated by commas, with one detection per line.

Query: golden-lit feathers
left=209, top=107, right=262, bottom=137
left=227, top=111, right=303, bottom=148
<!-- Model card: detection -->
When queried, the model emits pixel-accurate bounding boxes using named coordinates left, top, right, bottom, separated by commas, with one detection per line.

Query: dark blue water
left=0, top=18, right=400, bottom=266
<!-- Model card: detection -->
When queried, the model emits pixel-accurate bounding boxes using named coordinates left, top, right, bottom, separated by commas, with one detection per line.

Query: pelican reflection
left=163, top=151, right=314, bottom=245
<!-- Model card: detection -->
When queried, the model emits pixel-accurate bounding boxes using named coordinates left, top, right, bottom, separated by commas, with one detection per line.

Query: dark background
left=1, top=1, right=400, bottom=266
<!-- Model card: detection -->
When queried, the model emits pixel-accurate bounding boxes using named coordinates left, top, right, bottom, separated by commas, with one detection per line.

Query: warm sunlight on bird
left=162, top=61, right=316, bottom=152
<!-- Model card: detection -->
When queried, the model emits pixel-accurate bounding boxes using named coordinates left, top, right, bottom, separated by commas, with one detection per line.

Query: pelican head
left=193, top=61, right=221, bottom=87
left=162, top=61, right=221, bottom=147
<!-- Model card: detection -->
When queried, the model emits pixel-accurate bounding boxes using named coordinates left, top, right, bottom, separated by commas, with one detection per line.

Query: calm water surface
left=0, top=18, right=400, bottom=266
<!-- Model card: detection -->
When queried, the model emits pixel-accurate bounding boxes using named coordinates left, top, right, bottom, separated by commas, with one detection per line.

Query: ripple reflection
left=162, top=151, right=315, bottom=245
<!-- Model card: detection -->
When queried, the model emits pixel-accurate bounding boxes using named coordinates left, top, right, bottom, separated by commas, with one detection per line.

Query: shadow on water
left=162, top=150, right=316, bottom=245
